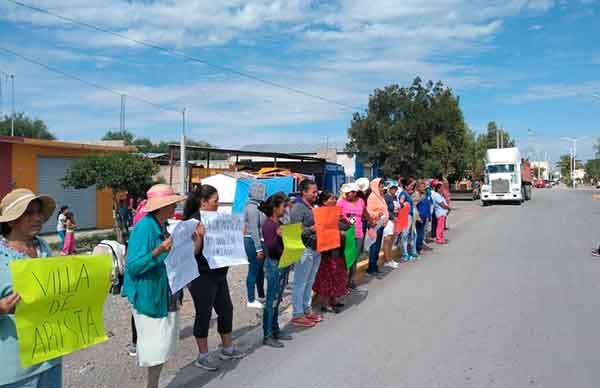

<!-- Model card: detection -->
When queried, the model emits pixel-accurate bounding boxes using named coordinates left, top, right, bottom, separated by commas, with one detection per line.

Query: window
left=487, top=164, right=515, bottom=173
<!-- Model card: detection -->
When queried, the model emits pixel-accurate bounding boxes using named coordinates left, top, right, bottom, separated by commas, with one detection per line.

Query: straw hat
left=0, top=188, right=56, bottom=223
left=142, top=184, right=186, bottom=213
left=355, top=178, right=370, bottom=192
left=341, top=182, right=360, bottom=193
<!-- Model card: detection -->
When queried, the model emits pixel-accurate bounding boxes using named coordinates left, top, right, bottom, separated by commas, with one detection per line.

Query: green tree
left=0, top=113, right=55, bottom=139
left=556, top=154, right=584, bottom=185
left=585, top=158, right=600, bottom=184
left=481, top=121, right=515, bottom=149
left=102, top=130, right=134, bottom=145
left=62, top=153, right=159, bottom=243
left=346, top=78, right=468, bottom=178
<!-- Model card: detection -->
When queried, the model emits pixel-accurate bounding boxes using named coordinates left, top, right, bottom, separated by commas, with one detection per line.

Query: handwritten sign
left=279, top=224, right=305, bottom=269
left=10, top=255, right=112, bottom=367
left=313, top=206, right=341, bottom=252
left=165, top=219, right=201, bottom=293
left=201, top=211, right=248, bottom=269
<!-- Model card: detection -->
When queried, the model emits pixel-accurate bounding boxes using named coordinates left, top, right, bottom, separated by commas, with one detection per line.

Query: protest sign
left=279, top=223, right=305, bottom=269
left=394, top=203, right=411, bottom=233
left=201, top=211, right=248, bottom=269
left=344, top=225, right=358, bottom=269
left=313, top=206, right=341, bottom=252
left=10, top=255, right=112, bottom=368
left=165, top=218, right=201, bottom=293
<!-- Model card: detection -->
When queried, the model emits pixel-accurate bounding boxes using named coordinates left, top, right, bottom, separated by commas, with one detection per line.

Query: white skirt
left=383, top=220, right=395, bottom=237
left=132, top=309, right=180, bottom=367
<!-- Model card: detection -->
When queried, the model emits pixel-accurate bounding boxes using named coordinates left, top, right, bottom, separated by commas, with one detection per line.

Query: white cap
left=355, top=178, right=370, bottom=192
left=341, top=182, right=360, bottom=193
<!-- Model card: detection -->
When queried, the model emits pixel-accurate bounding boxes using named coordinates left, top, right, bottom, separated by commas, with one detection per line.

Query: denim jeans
left=348, top=237, right=363, bottom=285
left=368, top=227, right=384, bottom=273
left=57, top=230, right=66, bottom=246
left=263, top=258, right=290, bottom=338
left=244, top=237, right=265, bottom=302
left=292, top=248, right=321, bottom=317
left=401, top=216, right=418, bottom=256
left=4, top=364, right=62, bottom=388
left=415, top=219, right=426, bottom=253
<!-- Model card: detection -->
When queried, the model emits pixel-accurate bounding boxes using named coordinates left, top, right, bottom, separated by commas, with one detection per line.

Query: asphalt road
left=185, top=189, right=600, bottom=388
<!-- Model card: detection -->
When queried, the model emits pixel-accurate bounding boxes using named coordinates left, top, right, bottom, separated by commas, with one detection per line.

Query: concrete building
left=531, top=160, right=550, bottom=180
left=0, top=136, right=134, bottom=233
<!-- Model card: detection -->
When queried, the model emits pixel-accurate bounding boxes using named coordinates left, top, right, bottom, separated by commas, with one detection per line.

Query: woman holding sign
left=184, top=185, right=247, bottom=372
left=0, top=188, right=62, bottom=388
left=123, top=184, right=187, bottom=388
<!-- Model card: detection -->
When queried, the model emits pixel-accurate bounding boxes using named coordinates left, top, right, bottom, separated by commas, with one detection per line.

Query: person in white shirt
left=56, top=205, right=69, bottom=246
left=431, top=183, right=451, bottom=244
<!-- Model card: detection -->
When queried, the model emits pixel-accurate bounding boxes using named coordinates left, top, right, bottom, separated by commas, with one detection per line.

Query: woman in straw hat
left=122, top=184, right=188, bottom=388
left=0, top=188, right=62, bottom=388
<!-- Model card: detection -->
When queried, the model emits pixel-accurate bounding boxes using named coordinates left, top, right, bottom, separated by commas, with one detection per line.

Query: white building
left=531, top=160, right=550, bottom=180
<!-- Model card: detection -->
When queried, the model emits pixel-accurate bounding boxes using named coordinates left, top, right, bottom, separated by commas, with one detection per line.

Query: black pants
left=431, top=215, right=437, bottom=239
left=131, top=314, right=137, bottom=344
left=189, top=274, right=234, bottom=338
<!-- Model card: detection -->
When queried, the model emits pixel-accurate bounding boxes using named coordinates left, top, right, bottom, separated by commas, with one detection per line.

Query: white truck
left=481, top=147, right=523, bottom=206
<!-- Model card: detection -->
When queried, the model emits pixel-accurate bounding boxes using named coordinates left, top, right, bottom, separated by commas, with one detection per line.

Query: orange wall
left=11, top=144, right=115, bottom=229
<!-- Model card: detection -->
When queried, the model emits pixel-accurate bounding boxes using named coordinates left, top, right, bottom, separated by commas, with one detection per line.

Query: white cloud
left=506, top=81, right=600, bottom=103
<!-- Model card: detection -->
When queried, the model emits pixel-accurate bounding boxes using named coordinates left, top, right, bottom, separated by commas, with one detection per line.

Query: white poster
left=200, top=211, right=248, bottom=269
left=165, top=218, right=200, bottom=293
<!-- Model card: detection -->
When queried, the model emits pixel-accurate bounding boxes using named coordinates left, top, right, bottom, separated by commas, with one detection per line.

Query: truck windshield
left=487, top=164, right=515, bottom=173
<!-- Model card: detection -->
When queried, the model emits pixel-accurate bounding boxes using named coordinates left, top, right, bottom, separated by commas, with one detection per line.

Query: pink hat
left=142, top=184, right=186, bottom=213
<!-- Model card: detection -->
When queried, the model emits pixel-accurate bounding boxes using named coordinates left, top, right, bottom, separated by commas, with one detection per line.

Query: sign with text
left=201, top=211, right=248, bottom=269
left=279, top=223, right=305, bottom=269
left=313, top=206, right=341, bottom=252
left=10, top=255, right=112, bottom=367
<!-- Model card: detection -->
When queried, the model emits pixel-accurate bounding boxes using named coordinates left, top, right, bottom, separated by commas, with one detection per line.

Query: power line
left=5, top=0, right=362, bottom=111
left=0, top=46, right=180, bottom=113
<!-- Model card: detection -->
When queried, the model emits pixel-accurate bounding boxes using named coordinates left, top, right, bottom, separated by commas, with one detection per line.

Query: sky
left=0, top=0, right=599, bottom=164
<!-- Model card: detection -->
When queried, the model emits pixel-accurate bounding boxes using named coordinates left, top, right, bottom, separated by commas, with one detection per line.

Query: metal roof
left=168, top=144, right=325, bottom=162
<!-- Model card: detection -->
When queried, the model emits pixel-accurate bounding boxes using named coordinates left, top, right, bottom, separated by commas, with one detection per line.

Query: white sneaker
left=384, top=261, right=399, bottom=269
left=247, top=300, right=264, bottom=309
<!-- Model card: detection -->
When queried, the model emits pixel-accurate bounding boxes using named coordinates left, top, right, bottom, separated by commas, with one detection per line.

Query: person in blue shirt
left=415, top=179, right=433, bottom=254
left=0, top=188, right=61, bottom=388
left=398, top=179, right=419, bottom=261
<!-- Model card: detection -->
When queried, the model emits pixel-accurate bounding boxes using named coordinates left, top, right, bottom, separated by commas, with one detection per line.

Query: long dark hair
left=317, top=190, right=335, bottom=206
left=183, top=184, right=218, bottom=220
left=57, top=205, right=68, bottom=220
left=260, top=192, right=287, bottom=217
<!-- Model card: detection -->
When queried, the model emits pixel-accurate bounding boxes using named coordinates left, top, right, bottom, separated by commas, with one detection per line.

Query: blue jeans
left=4, top=364, right=62, bottom=388
left=292, top=248, right=321, bottom=317
left=401, top=216, right=418, bottom=256
left=263, top=258, right=290, bottom=338
left=244, top=237, right=265, bottom=302
left=57, top=230, right=66, bottom=246
left=368, top=227, right=384, bottom=273
left=415, top=219, right=426, bottom=253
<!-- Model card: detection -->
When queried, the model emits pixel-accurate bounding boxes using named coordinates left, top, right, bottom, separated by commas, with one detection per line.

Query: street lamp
left=561, top=136, right=587, bottom=189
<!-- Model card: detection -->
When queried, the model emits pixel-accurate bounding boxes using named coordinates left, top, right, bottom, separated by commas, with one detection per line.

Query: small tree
left=0, top=113, right=56, bottom=139
left=102, top=130, right=134, bottom=145
left=62, top=153, right=159, bottom=243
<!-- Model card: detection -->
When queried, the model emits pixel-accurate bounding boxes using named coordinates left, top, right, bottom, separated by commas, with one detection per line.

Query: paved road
left=180, top=189, right=600, bottom=388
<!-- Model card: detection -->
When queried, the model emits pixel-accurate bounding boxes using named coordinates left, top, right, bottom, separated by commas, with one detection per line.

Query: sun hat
left=355, top=178, right=370, bottom=192
left=0, top=188, right=56, bottom=223
left=341, top=182, right=360, bottom=193
left=385, top=180, right=399, bottom=189
left=142, top=184, right=186, bottom=213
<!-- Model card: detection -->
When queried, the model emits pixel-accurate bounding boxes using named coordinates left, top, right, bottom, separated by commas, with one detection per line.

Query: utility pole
left=120, top=94, right=126, bottom=132
left=180, top=108, right=187, bottom=194
left=496, top=128, right=500, bottom=148
left=10, top=74, right=15, bottom=137
left=561, top=136, right=587, bottom=189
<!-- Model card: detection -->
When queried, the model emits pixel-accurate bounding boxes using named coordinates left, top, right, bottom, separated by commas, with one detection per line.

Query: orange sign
left=313, top=206, right=341, bottom=252
left=394, top=203, right=411, bottom=233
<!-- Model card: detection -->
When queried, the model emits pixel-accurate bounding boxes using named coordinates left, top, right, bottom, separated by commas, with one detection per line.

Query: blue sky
left=0, top=0, right=599, bottom=164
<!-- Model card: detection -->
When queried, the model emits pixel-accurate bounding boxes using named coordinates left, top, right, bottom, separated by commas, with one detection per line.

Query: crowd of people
left=0, top=176, right=455, bottom=388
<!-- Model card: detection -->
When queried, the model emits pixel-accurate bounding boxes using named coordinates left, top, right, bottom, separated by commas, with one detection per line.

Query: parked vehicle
left=535, top=179, right=545, bottom=189
left=481, top=147, right=524, bottom=206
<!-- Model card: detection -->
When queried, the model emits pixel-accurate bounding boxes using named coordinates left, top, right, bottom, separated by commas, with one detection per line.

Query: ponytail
left=183, top=184, right=218, bottom=220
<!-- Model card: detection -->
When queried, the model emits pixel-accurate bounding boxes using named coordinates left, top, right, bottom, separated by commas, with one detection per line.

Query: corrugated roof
left=0, top=136, right=136, bottom=152
left=239, top=143, right=346, bottom=154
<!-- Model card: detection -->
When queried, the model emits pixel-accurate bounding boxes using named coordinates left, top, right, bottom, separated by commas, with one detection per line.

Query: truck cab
left=481, top=148, right=523, bottom=205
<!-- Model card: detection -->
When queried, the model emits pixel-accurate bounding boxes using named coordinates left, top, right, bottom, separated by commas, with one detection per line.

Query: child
left=432, top=183, right=451, bottom=244
left=60, top=211, right=77, bottom=255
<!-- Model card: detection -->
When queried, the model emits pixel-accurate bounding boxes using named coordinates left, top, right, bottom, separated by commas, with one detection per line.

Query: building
left=530, top=160, right=550, bottom=180
left=238, top=143, right=377, bottom=181
left=0, top=136, right=134, bottom=233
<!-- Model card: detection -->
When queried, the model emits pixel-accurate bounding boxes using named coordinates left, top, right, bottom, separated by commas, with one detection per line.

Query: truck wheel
left=482, top=201, right=489, bottom=207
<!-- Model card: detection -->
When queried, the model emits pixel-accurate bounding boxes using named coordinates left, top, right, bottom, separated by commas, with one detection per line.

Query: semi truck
left=481, top=147, right=525, bottom=206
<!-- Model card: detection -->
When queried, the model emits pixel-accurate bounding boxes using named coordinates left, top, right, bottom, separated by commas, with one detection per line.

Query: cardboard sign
left=313, top=206, right=341, bottom=252
left=279, top=223, right=305, bottom=269
left=344, top=225, right=358, bottom=269
left=394, top=203, right=411, bottom=233
left=10, top=255, right=112, bottom=367
left=201, top=211, right=248, bottom=269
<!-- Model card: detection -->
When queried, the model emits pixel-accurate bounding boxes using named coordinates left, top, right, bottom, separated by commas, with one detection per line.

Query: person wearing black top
left=183, top=185, right=246, bottom=372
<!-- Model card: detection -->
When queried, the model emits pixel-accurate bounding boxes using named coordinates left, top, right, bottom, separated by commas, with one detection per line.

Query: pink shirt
left=338, top=198, right=366, bottom=238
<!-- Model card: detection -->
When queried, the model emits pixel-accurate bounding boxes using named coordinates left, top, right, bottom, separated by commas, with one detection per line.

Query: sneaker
left=384, top=261, right=399, bottom=269
left=219, top=348, right=247, bottom=361
left=422, top=245, right=433, bottom=251
left=410, top=254, right=420, bottom=260
left=274, top=332, right=293, bottom=341
left=401, top=254, right=412, bottom=262
left=291, top=316, right=316, bottom=327
left=592, top=249, right=600, bottom=257
left=247, top=300, right=264, bottom=309
left=263, top=337, right=284, bottom=348
left=194, top=355, right=220, bottom=371
left=305, top=313, right=323, bottom=322
left=126, top=343, right=136, bottom=357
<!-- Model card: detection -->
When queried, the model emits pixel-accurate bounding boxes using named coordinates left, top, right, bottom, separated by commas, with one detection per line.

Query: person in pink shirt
left=338, top=182, right=366, bottom=290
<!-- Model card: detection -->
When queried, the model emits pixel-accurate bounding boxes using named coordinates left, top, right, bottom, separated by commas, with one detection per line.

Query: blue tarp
left=231, top=176, right=294, bottom=214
